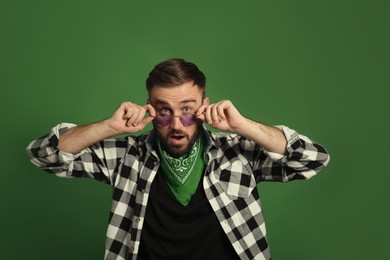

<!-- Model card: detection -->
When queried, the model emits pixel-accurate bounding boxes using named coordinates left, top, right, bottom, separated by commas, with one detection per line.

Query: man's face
left=148, top=81, right=208, bottom=157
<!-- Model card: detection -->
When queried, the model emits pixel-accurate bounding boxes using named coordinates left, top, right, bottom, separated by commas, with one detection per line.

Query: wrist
left=233, top=117, right=252, bottom=136
left=99, top=119, right=121, bottom=138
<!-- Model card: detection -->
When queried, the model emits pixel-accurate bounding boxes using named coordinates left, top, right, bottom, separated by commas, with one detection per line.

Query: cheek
left=155, top=125, right=168, bottom=137
left=187, top=124, right=201, bottom=138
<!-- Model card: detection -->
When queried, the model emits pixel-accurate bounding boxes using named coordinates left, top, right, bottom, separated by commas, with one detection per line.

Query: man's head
left=146, top=58, right=208, bottom=157
left=146, top=58, right=206, bottom=98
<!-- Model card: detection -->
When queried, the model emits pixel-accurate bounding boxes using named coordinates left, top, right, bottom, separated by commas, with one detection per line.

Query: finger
left=123, top=111, right=134, bottom=122
left=211, top=104, right=221, bottom=124
left=140, top=115, right=154, bottom=127
left=116, top=103, right=128, bottom=120
left=217, top=102, right=227, bottom=121
left=132, top=103, right=158, bottom=126
left=121, top=102, right=135, bottom=119
left=144, top=104, right=156, bottom=118
left=196, top=105, right=207, bottom=121
left=196, top=113, right=205, bottom=122
left=125, top=106, right=143, bottom=126
left=204, top=105, right=214, bottom=125
left=196, top=105, right=207, bottom=116
left=132, top=109, right=146, bottom=127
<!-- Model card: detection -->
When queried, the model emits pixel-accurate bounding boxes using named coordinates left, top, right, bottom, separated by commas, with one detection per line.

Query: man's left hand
left=196, top=100, right=246, bottom=133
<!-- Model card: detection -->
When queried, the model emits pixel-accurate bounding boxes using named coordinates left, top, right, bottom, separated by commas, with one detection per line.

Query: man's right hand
left=58, top=102, right=156, bottom=154
left=106, top=102, right=156, bottom=135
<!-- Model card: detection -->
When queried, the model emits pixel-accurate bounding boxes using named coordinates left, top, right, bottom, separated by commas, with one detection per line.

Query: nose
left=169, top=115, right=183, bottom=130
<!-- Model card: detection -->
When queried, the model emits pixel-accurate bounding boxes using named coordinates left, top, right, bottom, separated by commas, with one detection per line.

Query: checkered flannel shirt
left=26, top=123, right=330, bottom=260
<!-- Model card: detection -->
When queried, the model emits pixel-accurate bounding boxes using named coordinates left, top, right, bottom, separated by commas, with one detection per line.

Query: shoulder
left=122, top=131, right=155, bottom=154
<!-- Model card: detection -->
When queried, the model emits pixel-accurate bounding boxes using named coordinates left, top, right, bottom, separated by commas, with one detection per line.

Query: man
left=27, top=58, right=330, bottom=260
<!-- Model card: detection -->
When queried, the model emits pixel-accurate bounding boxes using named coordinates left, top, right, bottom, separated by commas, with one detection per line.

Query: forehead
left=149, top=82, right=203, bottom=106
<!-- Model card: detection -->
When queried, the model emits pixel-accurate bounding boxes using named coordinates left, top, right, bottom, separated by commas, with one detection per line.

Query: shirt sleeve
left=252, top=125, right=330, bottom=182
left=26, top=123, right=129, bottom=185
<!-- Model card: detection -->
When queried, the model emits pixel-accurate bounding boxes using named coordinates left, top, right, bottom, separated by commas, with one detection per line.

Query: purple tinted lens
left=180, top=113, right=197, bottom=126
left=155, top=114, right=172, bottom=126
left=154, top=113, right=197, bottom=126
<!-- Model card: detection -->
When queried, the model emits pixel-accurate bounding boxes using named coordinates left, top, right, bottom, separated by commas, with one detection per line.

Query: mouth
left=170, top=135, right=185, bottom=140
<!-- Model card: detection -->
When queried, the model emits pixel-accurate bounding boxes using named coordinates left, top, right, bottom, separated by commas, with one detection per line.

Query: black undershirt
left=138, top=169, right=240, bottom=260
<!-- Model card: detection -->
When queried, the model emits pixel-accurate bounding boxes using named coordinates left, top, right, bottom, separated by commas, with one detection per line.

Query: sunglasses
left=154, top=112, right=198, bottom=126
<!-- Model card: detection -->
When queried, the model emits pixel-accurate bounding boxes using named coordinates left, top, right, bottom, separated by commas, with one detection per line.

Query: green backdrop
left=1, top=0, right=389, bottom=259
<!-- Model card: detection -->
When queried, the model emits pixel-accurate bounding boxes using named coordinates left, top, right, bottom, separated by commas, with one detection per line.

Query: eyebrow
left=154, top=99, right=197, bottom=105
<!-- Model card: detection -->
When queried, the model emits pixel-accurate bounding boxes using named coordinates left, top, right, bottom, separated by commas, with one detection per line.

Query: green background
left=1, top=0, right=389, bottom=259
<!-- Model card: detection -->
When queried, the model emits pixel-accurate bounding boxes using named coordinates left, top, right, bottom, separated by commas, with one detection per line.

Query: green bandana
left=157, top=136, right=205, bottom=206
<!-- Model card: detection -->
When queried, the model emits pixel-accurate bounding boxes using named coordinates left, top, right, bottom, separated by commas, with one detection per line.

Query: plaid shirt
left=26, top=123, right=330, bottom=260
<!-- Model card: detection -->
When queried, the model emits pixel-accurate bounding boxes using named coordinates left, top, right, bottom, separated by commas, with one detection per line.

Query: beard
left=156, top=123, right=201, bottom=158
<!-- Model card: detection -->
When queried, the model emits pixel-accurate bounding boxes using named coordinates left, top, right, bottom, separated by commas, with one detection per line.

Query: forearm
left=235, top=118, right=287, bottom=155
left=197, top=100, right=287, bottom=154
left=58, top=119, right=117, bottom=154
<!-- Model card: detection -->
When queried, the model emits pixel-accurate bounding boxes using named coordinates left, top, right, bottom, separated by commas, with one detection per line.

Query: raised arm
left=197, top=100, right=330, bottom=181
left=58, top=102, right=156, bottom=154
left=26, top=102, right=156, bottom=184
left=196, top=100, right=287, bottom=154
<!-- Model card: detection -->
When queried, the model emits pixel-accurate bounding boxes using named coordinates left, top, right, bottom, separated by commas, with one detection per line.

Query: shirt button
left=135, top=218, right=140, bottom=222
left=153, top=160, right=158, bottom=166
left=130, top=247, right=134, bottom=252
left=141, top=189, right=146, bottom=193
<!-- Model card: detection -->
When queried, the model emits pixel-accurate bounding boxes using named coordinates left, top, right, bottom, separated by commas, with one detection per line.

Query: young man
left=27, top=58, right=330, bottom=260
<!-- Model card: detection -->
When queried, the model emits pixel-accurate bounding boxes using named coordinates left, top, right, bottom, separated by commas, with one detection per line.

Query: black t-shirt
left=138, top=169, right=240, bottom=260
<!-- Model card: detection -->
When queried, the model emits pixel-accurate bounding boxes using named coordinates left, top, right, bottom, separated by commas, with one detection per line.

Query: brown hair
left=146, top=58, right=206, bottom=97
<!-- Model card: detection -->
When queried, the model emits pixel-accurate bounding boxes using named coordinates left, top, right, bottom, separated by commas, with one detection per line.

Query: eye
left=183, top=107, right=192, bottom=113
left=160, top=108, right=171, bottom=114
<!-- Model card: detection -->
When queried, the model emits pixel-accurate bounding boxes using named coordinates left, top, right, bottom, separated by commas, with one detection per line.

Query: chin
left=166, top=145, right=191, bottom=158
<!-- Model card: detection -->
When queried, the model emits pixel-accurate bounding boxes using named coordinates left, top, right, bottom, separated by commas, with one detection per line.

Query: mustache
left=169, top=130, right=186, bottom=136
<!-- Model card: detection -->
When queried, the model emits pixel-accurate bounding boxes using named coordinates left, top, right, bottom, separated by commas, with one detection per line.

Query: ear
left=203, top=97, right=210, bottom=106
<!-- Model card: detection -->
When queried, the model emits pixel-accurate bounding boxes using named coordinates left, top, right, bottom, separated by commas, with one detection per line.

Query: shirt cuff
left=52, top=123, right=83, bottom=163
left=263, top=125, right=301, bottom=162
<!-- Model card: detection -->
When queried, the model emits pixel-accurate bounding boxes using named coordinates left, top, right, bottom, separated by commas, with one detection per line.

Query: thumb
left=139, top=115, right=154, bottom=128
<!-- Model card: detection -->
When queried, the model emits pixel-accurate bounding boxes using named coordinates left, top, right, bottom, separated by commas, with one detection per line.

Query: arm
left=59, top=102, right=156, bottom=154
left=26, top=102, right=156, bottom=183
left=197, top=100, right=287, bottom=154
left=235, top=118, right=287, bottom=155
left=197, top=100, right=330, bottom=181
